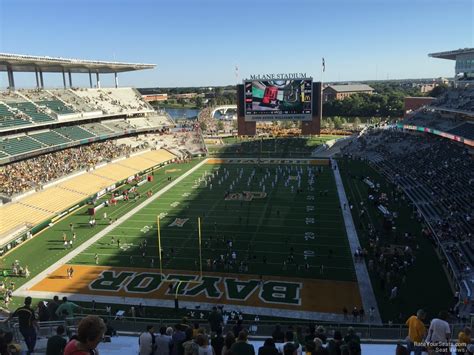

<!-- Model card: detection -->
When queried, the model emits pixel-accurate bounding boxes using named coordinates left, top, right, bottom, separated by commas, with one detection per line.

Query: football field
left=20, top=158, right=363, bottom=319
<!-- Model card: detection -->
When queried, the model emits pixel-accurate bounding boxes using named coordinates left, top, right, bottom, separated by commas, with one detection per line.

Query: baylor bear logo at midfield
left=89, top=271, right=302, bottom=306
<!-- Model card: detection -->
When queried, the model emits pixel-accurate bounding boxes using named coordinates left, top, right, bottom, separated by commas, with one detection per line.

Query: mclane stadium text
left=249, top=73, right=309, bottom=80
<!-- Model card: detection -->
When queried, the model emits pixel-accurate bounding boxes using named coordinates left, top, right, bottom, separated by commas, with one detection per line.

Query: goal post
left=156, top=216, right=204, bottom=281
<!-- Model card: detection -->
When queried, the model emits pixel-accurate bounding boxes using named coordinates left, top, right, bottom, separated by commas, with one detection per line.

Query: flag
left=322, top=57, right=325, bottom=72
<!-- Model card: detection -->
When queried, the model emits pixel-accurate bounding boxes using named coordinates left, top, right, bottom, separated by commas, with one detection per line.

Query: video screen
left=244, top=79, right=313, bottom=121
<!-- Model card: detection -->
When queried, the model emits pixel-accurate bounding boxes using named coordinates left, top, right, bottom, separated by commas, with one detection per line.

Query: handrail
left=3, top=315, right=471, bottom=343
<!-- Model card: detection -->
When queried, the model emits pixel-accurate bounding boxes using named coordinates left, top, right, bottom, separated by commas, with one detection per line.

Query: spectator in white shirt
left=139, top=325, right=156, bottom=355
left=156, top=326, right=172, bottom=355
left=426, top=311, right=451, bottom=353
left=277, top=331, right=302, bottom=355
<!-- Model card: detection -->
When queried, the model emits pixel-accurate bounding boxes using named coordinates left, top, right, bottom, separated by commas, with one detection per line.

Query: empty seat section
left=141, top=149, right=176, bottom=163
left=92, top=163, right=138, bottom=181
left=80, top=123, right=114, bottom=136
left=0, top=203, right=50, bottom=236
left=37, top=100, right=76, bottom=114
left=0, top=103, right=30, bottom=129
left=54, top=126, right=95, bottom=140
left=0, top=136, right=45, bottom=155
left=21, top=187, right=85, bottom=214
left=29, top=131, right=71, bottom=146
left=118, top=155, right=159, bottom=171
left=58, top=173, right=111, bottom=195
left=9, top=102, right=54, bottom=123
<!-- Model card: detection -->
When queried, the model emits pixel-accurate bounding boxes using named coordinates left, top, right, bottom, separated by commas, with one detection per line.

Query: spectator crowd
left=0, top=140, right=140, bottom=196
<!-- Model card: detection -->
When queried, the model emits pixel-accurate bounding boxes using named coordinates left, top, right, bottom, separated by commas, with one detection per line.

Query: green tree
left=333, top=116, right=344, bottom=129
left=199, top=121, right=207, bottom=131
left=353, top=117, right=361, bottom=130
left=325, top=117, right=334, bottom=130
left=217, top=120, right=224, bottom=131
left=428, top=84, right=448, bottom=97
left=195, top=96, right=204, bottom=108
left=177, top=98, right=186, bottom=107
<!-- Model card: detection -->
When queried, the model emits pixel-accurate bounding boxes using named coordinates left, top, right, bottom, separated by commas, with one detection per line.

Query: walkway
left=331, top=158, right=382, bottom=325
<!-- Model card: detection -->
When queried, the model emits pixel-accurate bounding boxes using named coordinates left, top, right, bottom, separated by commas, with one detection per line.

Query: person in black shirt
left=47, top=296, right=60, bottom=321
left=258, top=338, right=279, bottom=355
left=46, top=325, right=67, bottom=355
left=232, top=319, right=244, bottom=337
left=208, top=306, right=223, bottom=333
left=4, top=296, right=38, bottom=354
left=272, top=324, right=285, bottom=343
left=211, top=328, right=225, bottom=355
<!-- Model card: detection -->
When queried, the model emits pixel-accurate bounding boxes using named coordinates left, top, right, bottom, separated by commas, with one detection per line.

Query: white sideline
left=14, top=158, right=209, bottom=296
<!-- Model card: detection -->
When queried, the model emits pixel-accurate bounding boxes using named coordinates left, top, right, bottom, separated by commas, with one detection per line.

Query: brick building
left=323, top=84, right=374, bottom=102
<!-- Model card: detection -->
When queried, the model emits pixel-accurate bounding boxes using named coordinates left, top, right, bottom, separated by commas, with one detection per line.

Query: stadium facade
left=429, top=48, right=474, bottom=83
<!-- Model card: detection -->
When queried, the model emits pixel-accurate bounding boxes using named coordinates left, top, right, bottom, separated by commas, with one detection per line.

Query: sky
left=0, top=0, right=472, bottom=88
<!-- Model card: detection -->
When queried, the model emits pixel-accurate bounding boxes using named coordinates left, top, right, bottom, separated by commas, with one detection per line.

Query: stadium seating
left=402, top=111, right=465, bottom=132
left=91, top=163, right=138, bottom=182
left=20, top=187, right=86, bottom=214
left=140, top=147, right=179, bottom=163
left=8, top=102, right=54, bottom=123
left=114, top=155, right=158, bottom=171
left=0, top=103, right=30, bottom=128
left=53, top=126, right=95, bottom=140
left=29, top=130, right=72, bottom=146
left=431, top=87, right=474, bottom=113
left=70, top=88, right=122, bottom=115
left=448, top=122, right=474, bottom=140
left=38, top=100, right=76, bottom=114
left=341, top=128, right=474, bottom=293
left=80, top=123, right=115, bottom=136
left=0, top=148, right=177, bottom=238
left=0, top=203, right=51, bottom=237
left=0, top=136, right=45, bottom=155
left=48, top=89, right=96, bottom=112
left=21, top=90, right=76, bottom=114
left=102, top=87, right=153, bottom=112
left=102, top=119, right=135, bottom=131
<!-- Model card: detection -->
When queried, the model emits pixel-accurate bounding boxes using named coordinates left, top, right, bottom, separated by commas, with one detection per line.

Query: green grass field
left=70, top=162, right=354, bottom=282
left=209, top=136, right=344, bottom=157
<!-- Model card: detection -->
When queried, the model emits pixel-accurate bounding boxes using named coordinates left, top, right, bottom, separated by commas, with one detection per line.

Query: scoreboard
left=244, top=78, right=313, bottom=121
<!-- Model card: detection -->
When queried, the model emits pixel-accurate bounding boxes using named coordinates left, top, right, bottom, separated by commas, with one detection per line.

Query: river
left=164, top=108, right=200, bottom=120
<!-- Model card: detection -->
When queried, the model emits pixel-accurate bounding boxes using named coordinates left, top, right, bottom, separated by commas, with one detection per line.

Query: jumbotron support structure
left=237, top=82, right=322, bottom=136
left=301, top=82, right=322, bottom=135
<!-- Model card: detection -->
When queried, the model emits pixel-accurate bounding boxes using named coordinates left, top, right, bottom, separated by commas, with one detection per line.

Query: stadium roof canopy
left=325, top=84, right=374, bottom=93
left=428, top=48, right=474, bottom=60
left=0, top=53, right=155, bottom=73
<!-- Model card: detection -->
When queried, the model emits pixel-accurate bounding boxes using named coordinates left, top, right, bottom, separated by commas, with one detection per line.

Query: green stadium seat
left=0, top=136, right=45, bottom=155
left=37, top=100, right=76, bottom=114
left=8, top=102, right=55, bottom=123
left=80, top=123, right=114, bottom=136
left=0, top=103, right=30, bottom=129
left=29, top=130, right=72, bottom=146
left=53, top=126, right=95, bottom=141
